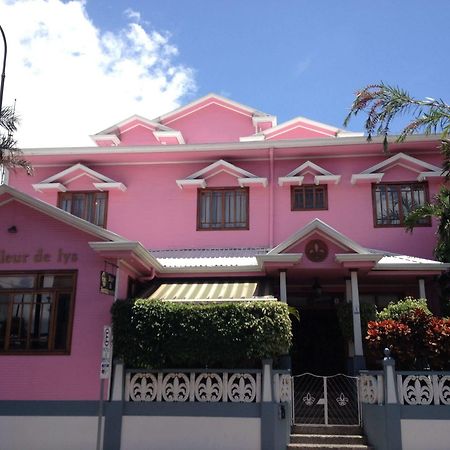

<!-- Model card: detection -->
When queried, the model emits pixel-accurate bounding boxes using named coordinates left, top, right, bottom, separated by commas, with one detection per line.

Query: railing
left=360, top=370, right=450, bottom=406
left=360, top=372, right=384, bottom=405
left=397, top=372, right=450, bottom=405
left=124, top=368, right=292, bottom=404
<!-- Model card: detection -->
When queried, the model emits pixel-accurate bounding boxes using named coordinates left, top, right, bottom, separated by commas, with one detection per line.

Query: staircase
left=288, top=425, right=373, bottom=449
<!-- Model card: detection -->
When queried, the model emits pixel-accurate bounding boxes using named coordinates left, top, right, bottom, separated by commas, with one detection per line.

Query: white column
left=345, top=278, right=352, bottom=303
left=350, top=270, right=364, bottom=357
left=346, top=278, right=354, bottom=356
left=418, top=278, right=426, bottom=299
left=279, top=270, right=287, bottom=303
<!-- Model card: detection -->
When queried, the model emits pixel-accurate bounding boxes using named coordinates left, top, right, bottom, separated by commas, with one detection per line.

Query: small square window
left=58, top=191, right=108, bottom=227
left=291, top=185, right=328, bottom=211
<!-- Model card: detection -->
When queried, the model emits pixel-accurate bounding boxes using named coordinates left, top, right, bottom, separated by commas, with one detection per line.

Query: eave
left=20, top=134, right=441, bottom=157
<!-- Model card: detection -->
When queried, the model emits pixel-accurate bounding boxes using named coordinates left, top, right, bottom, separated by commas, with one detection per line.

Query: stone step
left=290, top=434, right=367, bottom=445
left=287, top=444, right=373, bottom=450
left=292, top=425, right=363, bottom=435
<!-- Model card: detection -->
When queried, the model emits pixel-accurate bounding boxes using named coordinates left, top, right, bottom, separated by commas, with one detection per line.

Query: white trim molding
left=352, top=152, right=443, bottom=184
left=176, top=159, right=267, bottom=189
left=32, top=163, right=127, bottom=193
left=278, top=161, right=340, bottom=186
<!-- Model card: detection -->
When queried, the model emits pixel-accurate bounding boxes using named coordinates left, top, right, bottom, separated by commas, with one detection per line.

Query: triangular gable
left=90, top=115, right=183, bottom=146
left=176, top=160, right=267, bottom=189
left=155, top=93, right=272, bottom=125
left=278, top=161, right=341, bottom=186
left=241, top=117, right=363, bottom=142
left=32, top=163, right=127, bottom=193
left=351, top=152, right=443, bottom=184
left=268, top=219, right=368, bottom=255
left=0, top=185, right=124, bottom=242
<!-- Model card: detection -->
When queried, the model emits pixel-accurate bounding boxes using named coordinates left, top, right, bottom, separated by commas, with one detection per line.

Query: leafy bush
left=366, top=298, right=450, bottom=370
left=111, top=299, right=292, bottom=369
left=336, top=302, right=377, bottom=340
left=377, top=297, right=431, bottom=321
left=427, top=317, right=450, bottom=370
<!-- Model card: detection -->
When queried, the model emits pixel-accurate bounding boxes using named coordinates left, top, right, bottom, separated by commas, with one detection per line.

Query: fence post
left=382, top=349, right=402, bottom=450
left=103, top=359, right=124, bottom=450
left=261, top=359, right=275, bottom=450
left=383, top=348, right=398, bottom=404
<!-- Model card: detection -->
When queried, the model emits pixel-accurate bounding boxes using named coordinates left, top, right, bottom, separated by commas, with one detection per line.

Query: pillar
left=350, top=270, right=365, bottom=372
left=418, top=278, right=426, bottom=299
left=279, top=270, right=287, bottom=303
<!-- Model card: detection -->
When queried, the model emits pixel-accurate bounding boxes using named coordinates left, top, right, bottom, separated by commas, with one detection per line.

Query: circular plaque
left=305, top=239, right=328, bottom=262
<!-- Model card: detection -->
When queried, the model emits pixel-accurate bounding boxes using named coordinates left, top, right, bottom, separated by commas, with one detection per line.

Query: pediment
left=176, top=160, right=267, bottom=189
left=278, top=161, right=341, bottom=186
left=91, top=115, right=183, bottom=146
left=157, top=93, right=269, bottom=124
left=32, top=163, right=126, bottom=193
left=268, top=219, right=385, bottom=267
left=351, top=153, right=442, bottom=184
left=269, top=219, right=367, bottom=255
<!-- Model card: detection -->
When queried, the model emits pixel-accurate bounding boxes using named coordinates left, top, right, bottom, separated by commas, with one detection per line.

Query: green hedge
left=111, top=299, right=292, bottom=369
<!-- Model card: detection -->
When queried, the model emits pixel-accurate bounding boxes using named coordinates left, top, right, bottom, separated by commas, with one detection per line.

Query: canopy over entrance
left=145, top=279, right=275, bottom=302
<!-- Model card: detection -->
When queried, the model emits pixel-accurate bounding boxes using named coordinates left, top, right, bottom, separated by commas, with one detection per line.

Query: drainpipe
left=269, top=147, right=274, bottom=248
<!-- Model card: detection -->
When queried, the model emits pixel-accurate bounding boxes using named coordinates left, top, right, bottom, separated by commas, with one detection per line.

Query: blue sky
left=0, top=0, right=449, bottom=146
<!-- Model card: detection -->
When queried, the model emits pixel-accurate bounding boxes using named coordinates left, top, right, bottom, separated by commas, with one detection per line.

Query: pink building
left=0, top=94, right=448, bottom=448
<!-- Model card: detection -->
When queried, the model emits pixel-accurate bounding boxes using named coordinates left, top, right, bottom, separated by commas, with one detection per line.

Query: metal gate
left=292, top=373, right=360, bottom=425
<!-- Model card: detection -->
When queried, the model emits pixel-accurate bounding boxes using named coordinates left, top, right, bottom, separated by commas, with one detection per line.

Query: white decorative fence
left=397, top=373, right=450, bottom=406
left=360, top=371, right=450, bottom=406
left=125, top=369, right=292, bottom=404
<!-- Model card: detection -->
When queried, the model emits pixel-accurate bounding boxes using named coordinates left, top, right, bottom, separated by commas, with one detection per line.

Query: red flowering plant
left=366, top=319, right=413, bottom=369
left=366, top=301, right=450, bottom=370
left=427, top=317, right=450, bottom=370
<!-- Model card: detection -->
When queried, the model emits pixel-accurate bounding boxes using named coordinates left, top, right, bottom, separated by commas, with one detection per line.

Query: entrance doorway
left=291, top=306, right=346, bottom=376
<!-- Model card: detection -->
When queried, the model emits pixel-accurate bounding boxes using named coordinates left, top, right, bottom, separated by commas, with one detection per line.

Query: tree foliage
left=343, top=82, right=450, bottom=156
left=345, top=83, right=450, bottom=312
left=0, top=106, right=32, bottom=175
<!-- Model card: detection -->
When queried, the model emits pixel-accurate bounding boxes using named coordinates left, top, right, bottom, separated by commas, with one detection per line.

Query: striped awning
left=147, top=280, right=275, bottom=302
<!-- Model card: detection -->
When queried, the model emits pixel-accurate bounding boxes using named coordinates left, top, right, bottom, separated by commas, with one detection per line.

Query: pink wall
left=0, top=200, right=113, bottom=400
left=163, top=103, right=255, bottom=144
left=11, top=148, right=442, bottom=260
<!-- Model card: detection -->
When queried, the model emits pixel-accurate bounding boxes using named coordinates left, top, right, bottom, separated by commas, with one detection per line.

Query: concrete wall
left=0, top=416, right=100, bottom=450
left=401, top=419, right=450, bottom=450
left=121, top=416, right=260, bottom=450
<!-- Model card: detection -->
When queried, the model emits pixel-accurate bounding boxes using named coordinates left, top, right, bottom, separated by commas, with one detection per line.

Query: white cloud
left=0, top=0, right=195, bottom=147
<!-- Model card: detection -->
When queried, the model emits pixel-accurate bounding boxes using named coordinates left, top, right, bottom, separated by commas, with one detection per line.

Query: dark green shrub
left=336, top=302, right=377, bottom=340
left=111, top=299, right=292, bottom=369
left=377, top=297, right=431, bottom=321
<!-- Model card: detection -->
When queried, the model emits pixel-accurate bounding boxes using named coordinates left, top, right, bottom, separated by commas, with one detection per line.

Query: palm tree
left=343, top=83, right=450, bottom=161
left=344, top=83, right=450, bottom=313
left=0, top=106, right=32, bottom=181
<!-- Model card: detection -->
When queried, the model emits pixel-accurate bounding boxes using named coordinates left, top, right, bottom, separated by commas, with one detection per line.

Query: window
left=372, top=182, right=431, bottom=227
left=58, top=192, right=108, bottom=227
left=198, top=188, right=249, bottom=230
left=291, top=185, right=328, bottom=210
left=0, top=272, right=76, bottom=353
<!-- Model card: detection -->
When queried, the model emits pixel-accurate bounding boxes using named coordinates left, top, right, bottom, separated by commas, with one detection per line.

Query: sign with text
left=0, top=248, right=78, bottom=265
left=100, top=271, right=116, bottom=295
left=100, top=325, right=113, bottom=379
